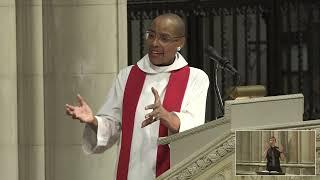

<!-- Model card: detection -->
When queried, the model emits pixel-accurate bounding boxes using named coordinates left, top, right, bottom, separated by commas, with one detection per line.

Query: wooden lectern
left=156, top=94, right=320, bottom=179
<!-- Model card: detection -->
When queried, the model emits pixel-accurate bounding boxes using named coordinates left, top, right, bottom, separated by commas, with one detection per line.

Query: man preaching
left=65, top=13, right=209, bottom=180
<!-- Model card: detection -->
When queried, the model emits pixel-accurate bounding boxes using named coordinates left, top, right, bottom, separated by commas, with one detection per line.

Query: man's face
left=269, top=138, right=276, bottom=147
left=146, top=17, right=184, bottom=66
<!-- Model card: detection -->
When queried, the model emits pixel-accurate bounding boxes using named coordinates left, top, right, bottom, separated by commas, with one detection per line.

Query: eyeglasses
left=145, top=30, right=184, bottom=45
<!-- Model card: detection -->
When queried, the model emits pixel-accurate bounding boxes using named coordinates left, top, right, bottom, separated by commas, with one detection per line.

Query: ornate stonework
left=158, top=134, right=235, bottom=180
left=157, top=117, right=320, bottom=179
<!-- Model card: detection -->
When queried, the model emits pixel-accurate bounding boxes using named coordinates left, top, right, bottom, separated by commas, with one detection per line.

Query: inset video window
left=235, top=130, right=316, bottom=176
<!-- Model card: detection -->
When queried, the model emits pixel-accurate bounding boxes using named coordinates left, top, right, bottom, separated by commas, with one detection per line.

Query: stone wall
left=0, top=0, right=127, bottom=179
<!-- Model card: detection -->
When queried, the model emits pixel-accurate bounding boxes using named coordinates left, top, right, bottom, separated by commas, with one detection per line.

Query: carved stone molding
left=158, top=133, right=235, bottom=180
left=174, top=138, right=234, bottom=180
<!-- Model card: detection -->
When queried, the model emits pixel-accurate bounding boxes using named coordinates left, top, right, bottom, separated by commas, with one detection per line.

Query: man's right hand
left=65, top=94, right=97, bottom=126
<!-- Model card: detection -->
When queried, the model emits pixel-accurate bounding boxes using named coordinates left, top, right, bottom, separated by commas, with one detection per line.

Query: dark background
left=127, top=0, right=320, bottom=122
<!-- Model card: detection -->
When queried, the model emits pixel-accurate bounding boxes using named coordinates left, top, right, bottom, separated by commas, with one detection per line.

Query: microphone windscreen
left=205, top=46, right=226, bottom=64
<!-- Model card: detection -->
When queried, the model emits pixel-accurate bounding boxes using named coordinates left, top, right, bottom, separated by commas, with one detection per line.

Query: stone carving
left=170, top=136, right=235, bottom=180
left=212, top=174, right=225, bottom=180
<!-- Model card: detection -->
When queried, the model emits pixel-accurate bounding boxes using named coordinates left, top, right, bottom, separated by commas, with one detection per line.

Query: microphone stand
left=212, top=60, right=224, bottom=117
left=206, top=46, right=241, bottom=119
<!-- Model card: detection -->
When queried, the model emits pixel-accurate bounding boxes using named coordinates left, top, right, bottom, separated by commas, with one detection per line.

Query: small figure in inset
left=263, top=136, right=285, bottom=173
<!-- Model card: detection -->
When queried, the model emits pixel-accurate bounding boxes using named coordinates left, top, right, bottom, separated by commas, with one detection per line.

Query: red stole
left=116, top=64, right=190, bottom=180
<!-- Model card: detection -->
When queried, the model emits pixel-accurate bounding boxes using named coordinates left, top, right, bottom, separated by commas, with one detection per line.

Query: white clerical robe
left=82, top=53, right=209, bottom=180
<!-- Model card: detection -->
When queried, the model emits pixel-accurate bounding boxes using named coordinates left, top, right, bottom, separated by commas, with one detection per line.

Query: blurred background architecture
left=1, top=0, right=320, bottom=179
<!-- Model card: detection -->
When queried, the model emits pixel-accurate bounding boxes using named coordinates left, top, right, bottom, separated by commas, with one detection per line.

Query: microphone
left=205, top=45, right=238, bottom=74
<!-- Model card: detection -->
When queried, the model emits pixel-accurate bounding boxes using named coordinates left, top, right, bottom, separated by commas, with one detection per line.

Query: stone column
left=300, top=131, right=314, bottom=163
left=300, top=131, right=316, bottom=175
left=236, top=131, right=241, bottom=162
left=261, top=131, right=271, bottom=162
left=310, top=130, right=316, bottom=162
left=16, top=0, right=45, bottom=179
left=235, top=131, right=241, bottom=163
left=42, top=0, right=127, bottom=180
left=250, top=131, right=260, bottom=162
left=287, top=131, right=298, bottom=163
left=285, top=130, right=298, bottom=174
left=240, top=131, right=250, bottom=162
left=0, top=0, right=18, bottom=180
left=117, top=0, right=128, bottom=70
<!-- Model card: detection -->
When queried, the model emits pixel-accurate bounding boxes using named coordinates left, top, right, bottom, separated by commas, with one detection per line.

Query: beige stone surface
left=287, top=131, right=298, bottom=163
left=43, top=4, right=118, bottom=74
left=0, top=7, right=16, bottom=77
left=117, top=0, right=127, bottom=4
left=29, top=146, right=45, bottom=180
left=16, top=6, right=43, bottom=75
left=300, top=131, right=315, bottom=163
left=116, top=0, right=128, bottom=70
left=170, top=119, right=231, bottom=166
left=51, top=145, right=118, bottom=180
left=227, top=94, right=304, bottom=130
left=18, top=76, right=44, bottom=145
left=0, top=145, right=19, bottom=180
left=45, top=73, right=116, bottom=145
left=250, top=131, right=260, bottom=161
left=42, top=6, right=122, bottom=180
left=0, top=79, right=18, bottom=145
left=0, top=0, right=14, bottom=7
left=16, top=0, right=42, bottom=6
left=196, top=159, right=234, bottom=180
left=0, top=0, right=126, bottom=179
left=43, top=0, right=117, bottom=6
left=0, top=5, right=17, bottom=145
left=0, top=2, right=18, bottom=180
left=240, top=131, right=250, bottom=161
left=15, top=2, right=45, bottom=180
left=42, top=3, right=124, bottom=180
left=19, top=145, right=45, bottom=180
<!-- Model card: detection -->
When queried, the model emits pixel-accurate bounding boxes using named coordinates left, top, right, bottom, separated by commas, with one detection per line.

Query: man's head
left=269, top=136, right=277, bottom=147
left=146, top=13, right=185, bottom=66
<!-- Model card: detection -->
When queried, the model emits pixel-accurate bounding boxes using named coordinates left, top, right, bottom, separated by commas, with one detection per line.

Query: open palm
left=65, top=94, right=94, bottom=123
